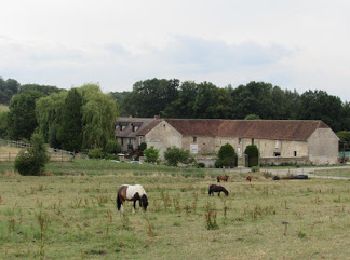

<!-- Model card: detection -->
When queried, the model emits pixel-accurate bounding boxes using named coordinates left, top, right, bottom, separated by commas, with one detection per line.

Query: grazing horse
left=217, top=175, right=229, bottom=182
left=246, top=176, right=252, bottom=182
left=208, top=184, right=229, bottom=196
left=116, top=184, right=148, bottom=212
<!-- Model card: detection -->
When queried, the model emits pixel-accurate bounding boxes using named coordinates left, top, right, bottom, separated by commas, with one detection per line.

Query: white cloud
left=0, top=0, right=350, bottom=100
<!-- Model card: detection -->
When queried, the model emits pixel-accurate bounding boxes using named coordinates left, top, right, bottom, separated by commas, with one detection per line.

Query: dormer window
left=132, top=125, right=138, bottom=132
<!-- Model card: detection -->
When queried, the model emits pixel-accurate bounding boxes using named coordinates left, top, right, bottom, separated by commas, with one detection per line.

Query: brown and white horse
left=116, top=184, right=148, bottom=212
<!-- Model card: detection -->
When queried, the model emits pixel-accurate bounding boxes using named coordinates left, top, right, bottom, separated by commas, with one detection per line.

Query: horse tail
left=117, top=193, right=123, bottom=210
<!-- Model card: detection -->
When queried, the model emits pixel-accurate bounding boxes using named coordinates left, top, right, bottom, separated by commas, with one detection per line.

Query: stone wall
left=308, top=128, right=339, bottom=164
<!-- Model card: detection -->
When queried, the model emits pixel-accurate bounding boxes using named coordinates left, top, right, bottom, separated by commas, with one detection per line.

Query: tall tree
left=80, top=86, right=118, bottom=149
left=61, top=88, right=83, bottom=151
left=0, top=78, right=20, bottom=105
left=7, top=91, right=43, bottom=140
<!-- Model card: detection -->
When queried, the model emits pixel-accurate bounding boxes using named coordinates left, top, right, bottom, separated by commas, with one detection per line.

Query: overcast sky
left=1, top=0, right=350, bottom=100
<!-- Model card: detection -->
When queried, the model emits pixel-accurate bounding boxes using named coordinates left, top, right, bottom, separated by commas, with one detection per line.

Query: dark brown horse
left=116, top=184, right=148, bottom=212
left=217, top=175, right=229, bottom=182
left=246, top=176, right=252, bottom=182
left=208, top=184, right=229, bottom=196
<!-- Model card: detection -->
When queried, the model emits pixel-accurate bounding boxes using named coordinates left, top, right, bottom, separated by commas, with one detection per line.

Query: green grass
left=1, top=160, right=350, bottom=259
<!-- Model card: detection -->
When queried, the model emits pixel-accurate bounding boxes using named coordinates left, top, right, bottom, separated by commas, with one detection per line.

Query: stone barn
left=115, top=118, right=339, bottom=165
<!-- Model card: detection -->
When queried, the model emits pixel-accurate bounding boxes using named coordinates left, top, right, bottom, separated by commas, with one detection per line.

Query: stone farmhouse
left=115, top=117, right=339, bottom=165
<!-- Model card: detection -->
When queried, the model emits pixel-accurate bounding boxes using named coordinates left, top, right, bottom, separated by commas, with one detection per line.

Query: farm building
left=115, top=118, right=339, bottom=165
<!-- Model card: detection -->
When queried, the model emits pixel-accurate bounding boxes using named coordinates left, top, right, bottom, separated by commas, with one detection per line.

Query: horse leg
left=133, top=200, right=137, bottom=214
left=218, top=192, right=220, bottom=196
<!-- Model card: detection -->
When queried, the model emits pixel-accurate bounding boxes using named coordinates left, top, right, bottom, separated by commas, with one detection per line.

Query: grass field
left=1, top=160, right=350, bottom=259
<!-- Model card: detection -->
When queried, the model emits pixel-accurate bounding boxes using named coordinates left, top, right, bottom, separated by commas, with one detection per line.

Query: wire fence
left=0, top=138, right=76, bottom=162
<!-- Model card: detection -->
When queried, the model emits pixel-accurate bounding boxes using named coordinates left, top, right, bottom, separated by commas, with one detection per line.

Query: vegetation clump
left=144, top=146, right=159, bottom=163
left=14, top=133, right=49, bottom=176
left=164, top=147, right=191, bottom=166
left=215, top=143, right=237, bottom=168
left=245, top=145, right=259, bottom=167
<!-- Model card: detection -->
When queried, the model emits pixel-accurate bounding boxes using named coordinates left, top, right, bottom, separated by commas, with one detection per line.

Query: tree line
left=1, top=76, right=350, bottom=152
left=0, top=78, right=118, bottom=153
left=112, top=79, right=350, bottom=132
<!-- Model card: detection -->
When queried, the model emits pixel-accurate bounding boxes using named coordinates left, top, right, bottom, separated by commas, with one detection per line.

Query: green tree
left=144, top=147, right=159, bottom=163
left=245, top=114, right=260, bottom=120
left=215, top=143, right=237, bottom=168
left=36, top=91, right=67, bottom=143
left=14, top=133, right=49, bottom=176
left=244, top=145, right=259, bottom=167
left=298, top=91, right=342, bottom=131
left=7, top=91, right=43, bottom=140
left=125, top=78, right=179, bottom=117
left=61, top=88, right=83, bottom=151
left=79, top=85, right=118, bottom=149
left=164, top=147, right=191, bottom=166
left=0, top=111, right=9, bottom=138
left=0, top=78, right=19, bottom=105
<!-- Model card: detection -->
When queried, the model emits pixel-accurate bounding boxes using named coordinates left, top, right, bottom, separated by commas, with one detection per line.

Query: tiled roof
left=116, top=118, right=331, bottom=141
left=115, top=118, right=161, bottom=138
left=166, top=119, right=329, bottom=141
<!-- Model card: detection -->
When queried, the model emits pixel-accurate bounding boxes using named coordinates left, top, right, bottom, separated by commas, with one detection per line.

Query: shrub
left=144, top=147, right=159, bottom=163
left=15, top=133, right=49, bottom=176
left=215, top=143, right=237, bottom=168
left=245, top=145, right=259, bottom=167
left=88, top=148, right=104, bottom=159
left=104, top=139, right=121, bottom=154
left=164, top=147, right=191, bottom=166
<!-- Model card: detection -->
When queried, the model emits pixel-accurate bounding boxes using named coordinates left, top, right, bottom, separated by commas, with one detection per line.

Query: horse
left=217, top=175, right=229, bottom=182
left=246, top=176, right=252, bottom=182
left=208, top=184, right=229, bottom=196
left=116, top=184, right=148, bottom=212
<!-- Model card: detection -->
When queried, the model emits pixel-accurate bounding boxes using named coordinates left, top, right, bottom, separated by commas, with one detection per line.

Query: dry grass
left=1, top=162, right=350, bottom=259
left=0, top=105, right=9, bottom=112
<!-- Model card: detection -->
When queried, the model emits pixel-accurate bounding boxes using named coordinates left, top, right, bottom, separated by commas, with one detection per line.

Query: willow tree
left=79, top=84, right=118, bottom=149
left=36, top=91, right=67, bottom=144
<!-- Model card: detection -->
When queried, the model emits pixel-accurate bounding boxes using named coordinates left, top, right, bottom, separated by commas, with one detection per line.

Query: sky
left=0, top=0, right=350, bottom=100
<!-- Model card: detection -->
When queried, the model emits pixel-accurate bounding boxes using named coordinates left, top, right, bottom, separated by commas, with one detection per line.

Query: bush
left=215, top=143, right=238, bottom=168
left=88, top=148, right=104, bottom=159
left=245, top=145, right=259, bottom=167
left=164, top=147, right=191, bottom=166
left=104, top=139, right=121, bottom=154
left=144, top=147, right=159, bottom=163
left=15, top=133, right=49, bottom=176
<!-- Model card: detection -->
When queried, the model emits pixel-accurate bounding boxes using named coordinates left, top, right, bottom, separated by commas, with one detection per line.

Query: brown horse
left=217, top=175, right=229, bottom=182
left=246, top=176, right=252, bottom=182
left=208, top=184, right=229, bottom=196
left=116, top=184, right=148, bottom=212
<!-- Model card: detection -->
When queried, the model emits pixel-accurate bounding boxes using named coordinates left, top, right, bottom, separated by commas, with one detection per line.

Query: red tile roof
left=166, top=119, right=329, bottom=141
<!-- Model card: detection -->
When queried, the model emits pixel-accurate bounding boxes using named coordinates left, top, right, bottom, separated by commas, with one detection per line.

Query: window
left=193, top=136, right=197, bottom=143
left=294, top=151, right=297, bottom=156
left=273, top=152, right=281, bottom=157
left=132, top=125, right=138, bottom=132
left=252, top=138, right=255, bottom=145
left=203, top=142, right=206, bottom=146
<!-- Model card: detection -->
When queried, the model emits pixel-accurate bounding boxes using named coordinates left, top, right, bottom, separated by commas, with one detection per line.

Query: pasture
left=1, top=160, right=350, bottom=259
